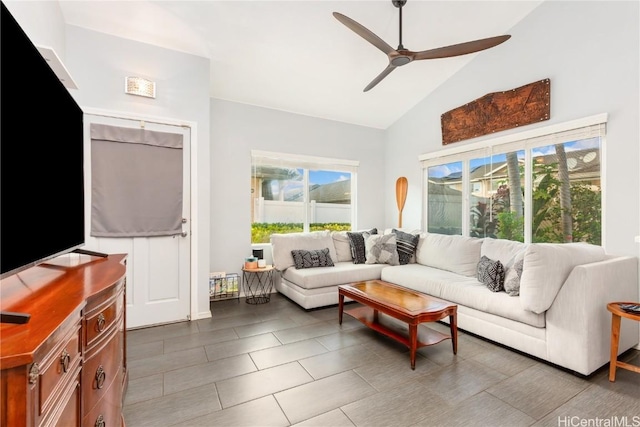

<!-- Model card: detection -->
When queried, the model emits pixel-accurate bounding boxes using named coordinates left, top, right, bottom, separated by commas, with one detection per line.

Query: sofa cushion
left=291, top=248, right=334, bottom=269
left=331, top=231, right=353, bottom=262
left=270, top=231, right=338, bottom=271
left=481, top=238, right=527, bottom=266
left=347, top=228, right=378, bottom=264
left=282, top=261, right=386, bottom=290
left=477, top=256, right=505, bottom=292
left=519, top=243, right=607, bottom=314
left=392, top=229, right=420, bottom=265
left=415, top=233, right=483, bottom=277
left=365, top=234, right=400, bottom=265
left=380, top=264, right=545, bottom=328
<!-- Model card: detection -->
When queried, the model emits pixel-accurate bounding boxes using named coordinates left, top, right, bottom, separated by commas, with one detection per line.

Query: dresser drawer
left=82, top=328, right=122, bottom=415
left=40, top=371, right=81, bottom=427
left=38, top=323, right=82, bottom=417
left=85, top=282, right=124, bottom=349
left=82, top=368, right=123, bottom=427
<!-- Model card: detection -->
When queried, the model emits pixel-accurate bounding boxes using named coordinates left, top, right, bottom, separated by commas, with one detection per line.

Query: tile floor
left=123, top=294, right=640, bottom=427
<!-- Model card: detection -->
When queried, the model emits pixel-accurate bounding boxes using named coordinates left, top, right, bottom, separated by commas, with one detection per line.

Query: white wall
left=385, top=1, right=639, bottom=260
left=210, top=99, right=385, bottom=274
left=3, top=1, right=66, bottom=61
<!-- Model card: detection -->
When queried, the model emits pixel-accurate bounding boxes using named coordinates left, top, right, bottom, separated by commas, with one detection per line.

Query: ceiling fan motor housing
left=390, top=54, right=411, bottom=66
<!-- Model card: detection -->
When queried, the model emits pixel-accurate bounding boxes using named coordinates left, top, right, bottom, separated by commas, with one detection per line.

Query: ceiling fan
left=333, top=0, right=511, bottom=92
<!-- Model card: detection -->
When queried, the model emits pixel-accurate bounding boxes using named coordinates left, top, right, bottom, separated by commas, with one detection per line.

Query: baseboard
left=194, top=310, right=212, bottom=321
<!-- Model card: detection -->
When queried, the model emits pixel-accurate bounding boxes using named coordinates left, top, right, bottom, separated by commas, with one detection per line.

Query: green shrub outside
left=251, top=222, right=351, bottom=243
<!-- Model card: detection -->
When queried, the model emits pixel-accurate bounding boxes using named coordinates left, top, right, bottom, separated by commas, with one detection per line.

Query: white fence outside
left=253, top=198, right=351, bottom=224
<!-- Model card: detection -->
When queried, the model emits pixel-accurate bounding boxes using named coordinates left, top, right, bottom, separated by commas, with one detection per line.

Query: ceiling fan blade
left=364, top=65, right=397, bottom=92
left=412, top=35, right=511, bottom=60
left=333, top=12, right=395, bottom=55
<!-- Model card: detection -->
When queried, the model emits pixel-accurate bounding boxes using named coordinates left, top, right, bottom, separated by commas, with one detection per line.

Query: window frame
left=250, top=150, right=359, bottom=242
left=419, top=114, right=607, bottom=245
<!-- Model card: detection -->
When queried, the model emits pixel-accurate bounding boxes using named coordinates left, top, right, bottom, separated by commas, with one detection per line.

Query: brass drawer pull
left=97, top=313, right=106, bottom=332
left=95, top=365, right=106, bottom=389
left=95, top=414, right=105, bottom=427
left=60, top=349, right=70, bottom=373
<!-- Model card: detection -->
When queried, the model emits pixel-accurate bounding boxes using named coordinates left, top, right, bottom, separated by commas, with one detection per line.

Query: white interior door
left=83, top=113, right=191, bottom=329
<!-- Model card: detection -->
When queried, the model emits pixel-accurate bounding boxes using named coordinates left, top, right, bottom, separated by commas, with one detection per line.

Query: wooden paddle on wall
left=396, top=177, right=408, bottom=228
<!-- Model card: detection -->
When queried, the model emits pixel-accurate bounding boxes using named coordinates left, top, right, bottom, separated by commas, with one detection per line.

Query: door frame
left=83, top=107, right=200, bottom=323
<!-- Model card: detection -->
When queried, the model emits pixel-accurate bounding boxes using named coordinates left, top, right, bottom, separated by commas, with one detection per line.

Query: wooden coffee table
left=339, top=280, right=457, bottom=369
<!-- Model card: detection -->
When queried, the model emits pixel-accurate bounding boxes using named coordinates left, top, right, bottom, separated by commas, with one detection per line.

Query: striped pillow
left=347, top=228, right=378, bottom=264
left=392, top=229, right=419, bottom=265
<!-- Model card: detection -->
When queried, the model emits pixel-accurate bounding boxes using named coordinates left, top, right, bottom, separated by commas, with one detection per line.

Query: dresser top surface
left=0, top=253, right=127, bottom=368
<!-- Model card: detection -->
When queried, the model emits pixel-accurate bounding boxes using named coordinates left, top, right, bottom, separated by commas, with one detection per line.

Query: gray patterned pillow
left=504, top=258, right=524, bottom=296
left=392, top=229, right=420, bottom=265
left=347, top=228, right=378, bottom=264
left=477, top=255, right=505, bottom=292
left=291, top=248, right=335, bottom=269
left=364, top=234, right=399, bottom=265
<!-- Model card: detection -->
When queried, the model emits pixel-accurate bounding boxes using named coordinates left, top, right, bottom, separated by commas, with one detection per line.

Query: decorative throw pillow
left=477, top=255, right=505, bottom=292
left=365, top=234, right=399, bottom=265
left=392, top=229, right=419, bottom=265
left=504, top=258, right=524, bottom=296
left=291, top=248, right=335, bottom=269
left=347, top=228, right=378, bottom=264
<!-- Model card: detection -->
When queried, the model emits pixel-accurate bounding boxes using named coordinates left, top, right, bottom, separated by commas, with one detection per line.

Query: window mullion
left=303, top=169, right=309, bottom=232
left=462, top=160, right=470, bottom=236
left=523, top=147, right=532, bottom=244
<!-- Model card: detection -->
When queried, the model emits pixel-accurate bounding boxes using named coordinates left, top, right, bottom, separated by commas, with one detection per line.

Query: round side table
left=242, top=265, right=275, bottom=304
left=607, top=301, right=640, bottom=382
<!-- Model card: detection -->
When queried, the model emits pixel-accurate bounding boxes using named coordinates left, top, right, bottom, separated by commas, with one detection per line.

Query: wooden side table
left=607, top=302, right=640, bottom=381
left=242, top=265, right=275, bottom=304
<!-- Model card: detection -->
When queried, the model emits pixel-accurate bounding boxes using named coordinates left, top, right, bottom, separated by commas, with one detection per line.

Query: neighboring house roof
left=426, top=180, right=462, bottom=196
left=309, top=179, right=351, bottom=204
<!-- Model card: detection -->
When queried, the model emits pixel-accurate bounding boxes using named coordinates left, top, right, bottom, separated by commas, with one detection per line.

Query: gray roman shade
left=90, top=124, right=183, bottom=237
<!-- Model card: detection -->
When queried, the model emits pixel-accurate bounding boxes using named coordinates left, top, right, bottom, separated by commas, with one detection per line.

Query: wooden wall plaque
left=441, top=78, right=550, bottom=145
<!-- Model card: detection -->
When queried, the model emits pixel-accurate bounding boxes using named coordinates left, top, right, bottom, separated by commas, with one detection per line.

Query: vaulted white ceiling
left=59, top=1, right=543, bottom=129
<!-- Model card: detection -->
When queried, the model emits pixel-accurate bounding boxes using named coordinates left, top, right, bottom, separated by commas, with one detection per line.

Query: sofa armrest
left=546, top=256, right=639, bottom=375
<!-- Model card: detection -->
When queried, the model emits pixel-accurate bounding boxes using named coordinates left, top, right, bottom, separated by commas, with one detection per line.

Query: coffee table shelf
left=344, top=305, right=452, bottom=349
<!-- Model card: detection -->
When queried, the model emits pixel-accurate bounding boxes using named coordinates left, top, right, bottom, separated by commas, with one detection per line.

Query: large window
left=251, top=151, right=358, bottom=243
left=421, top=116, right=605, bottom=245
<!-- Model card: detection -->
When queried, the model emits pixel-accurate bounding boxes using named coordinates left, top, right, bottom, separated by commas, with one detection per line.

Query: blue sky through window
left=428, top=137, right=600, bottom=179
left=310, top=170, right=350, bottom=185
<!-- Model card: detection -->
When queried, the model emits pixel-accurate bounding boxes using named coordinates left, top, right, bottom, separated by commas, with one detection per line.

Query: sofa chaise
left=269, top=230, right=639, bottom=376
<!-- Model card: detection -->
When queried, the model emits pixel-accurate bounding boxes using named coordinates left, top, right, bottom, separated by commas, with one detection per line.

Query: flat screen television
left=1, top=2, right=86, bottom=279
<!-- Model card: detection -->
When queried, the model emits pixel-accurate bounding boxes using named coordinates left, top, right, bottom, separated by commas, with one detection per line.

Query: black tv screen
left=1, top=2, right=85, bottom=279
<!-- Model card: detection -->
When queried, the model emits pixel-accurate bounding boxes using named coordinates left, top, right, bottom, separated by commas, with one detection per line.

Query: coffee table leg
left=609, top=313, right=621, bottom=382
left=338, top=292, right=344, bottom=325
left=409, top=324, right=417, bottom=370
left=449, top=312, right=458, bottom=355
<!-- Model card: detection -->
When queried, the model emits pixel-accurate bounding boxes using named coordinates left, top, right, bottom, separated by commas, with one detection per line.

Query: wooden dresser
left=0, top=254, right=127, bottom=427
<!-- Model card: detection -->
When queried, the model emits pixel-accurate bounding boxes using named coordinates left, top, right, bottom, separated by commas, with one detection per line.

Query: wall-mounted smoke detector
left=36, top=46, right=78, bottom=89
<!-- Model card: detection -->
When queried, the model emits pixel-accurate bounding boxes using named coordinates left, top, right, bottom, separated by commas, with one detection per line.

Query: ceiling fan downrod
left=392, top=0, right=407, bottom=50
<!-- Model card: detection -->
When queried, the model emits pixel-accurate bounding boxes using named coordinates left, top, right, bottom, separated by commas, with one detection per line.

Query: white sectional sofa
left=270, top=230, right=639, bottom=376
